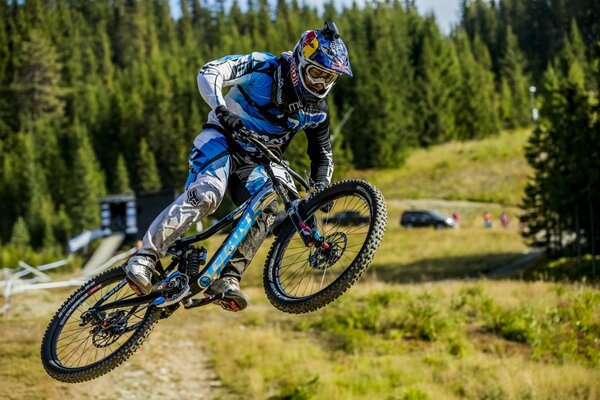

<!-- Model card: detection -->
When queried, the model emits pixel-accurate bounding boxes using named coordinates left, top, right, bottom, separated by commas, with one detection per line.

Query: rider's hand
left=215, top=105, right=244, bottom=133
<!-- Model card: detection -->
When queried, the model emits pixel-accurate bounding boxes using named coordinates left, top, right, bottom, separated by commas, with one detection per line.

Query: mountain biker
left=124, top=21, right=352, bottom=312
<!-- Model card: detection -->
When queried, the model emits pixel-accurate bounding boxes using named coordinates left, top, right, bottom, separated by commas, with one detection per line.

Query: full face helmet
left=291, top=21, right=352, bottom=101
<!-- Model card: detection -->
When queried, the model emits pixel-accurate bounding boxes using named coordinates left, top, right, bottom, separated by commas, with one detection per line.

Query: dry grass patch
left=349, top=129, right=531, bottom=206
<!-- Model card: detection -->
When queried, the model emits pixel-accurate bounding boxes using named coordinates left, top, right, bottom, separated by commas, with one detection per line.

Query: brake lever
left=231, top=127, right=311, bottom=191
left=236, top=128, right=281, bottom=163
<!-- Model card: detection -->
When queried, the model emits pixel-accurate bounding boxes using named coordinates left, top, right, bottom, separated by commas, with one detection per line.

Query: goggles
left=304, top=64, right=340, bottom=85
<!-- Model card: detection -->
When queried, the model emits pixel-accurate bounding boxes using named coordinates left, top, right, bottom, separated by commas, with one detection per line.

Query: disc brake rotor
left=91, top=310, right=129, bottom=348
left=309, top=232, right=348, bottom=270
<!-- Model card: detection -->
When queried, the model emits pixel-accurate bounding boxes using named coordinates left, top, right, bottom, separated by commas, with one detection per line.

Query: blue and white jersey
left=197, top=52, right=333, bottom=186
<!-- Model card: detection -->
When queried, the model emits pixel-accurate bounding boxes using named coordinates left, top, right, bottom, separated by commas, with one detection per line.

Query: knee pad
left=185, top=178, right=226, bottom=216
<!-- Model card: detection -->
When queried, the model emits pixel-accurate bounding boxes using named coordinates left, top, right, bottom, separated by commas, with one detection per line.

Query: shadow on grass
left=368, top=252, right=525, bottom=283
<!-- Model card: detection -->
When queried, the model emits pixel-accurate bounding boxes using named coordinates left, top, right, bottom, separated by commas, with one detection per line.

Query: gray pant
left=140, top=128, right=279, bottom=280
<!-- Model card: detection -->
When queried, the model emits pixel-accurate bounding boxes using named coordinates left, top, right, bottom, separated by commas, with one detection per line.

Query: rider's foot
left=123, top=254, right=156, bottom=295
left=204, top=276, right=249, bottom=312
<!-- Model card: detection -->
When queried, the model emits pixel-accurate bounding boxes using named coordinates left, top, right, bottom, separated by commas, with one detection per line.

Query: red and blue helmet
left=292, top=21, right=352, bottom=100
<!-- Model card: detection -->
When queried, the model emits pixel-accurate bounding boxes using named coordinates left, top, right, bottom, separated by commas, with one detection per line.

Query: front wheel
left=264, top=180, right=387, bottom=314
left=41, top=267, right=160, bottom=382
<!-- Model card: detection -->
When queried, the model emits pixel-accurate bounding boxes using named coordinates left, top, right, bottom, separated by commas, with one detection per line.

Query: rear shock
left=185, top=247, right=207, bottom=279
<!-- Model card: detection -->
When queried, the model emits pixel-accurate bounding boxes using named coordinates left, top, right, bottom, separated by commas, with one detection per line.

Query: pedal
left=183, top=293, right=225, bottom=309
left=127, top=279, right=143, bottom=296
left=217, top=298, right=241, bottom=312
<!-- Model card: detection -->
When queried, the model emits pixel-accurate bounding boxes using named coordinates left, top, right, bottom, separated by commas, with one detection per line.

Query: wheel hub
left=90, top=310, right=129, bottom=347
left=309, top=232, right=348, bottom=270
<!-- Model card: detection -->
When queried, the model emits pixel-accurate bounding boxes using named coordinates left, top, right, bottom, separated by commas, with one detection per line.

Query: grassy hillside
left=350, top=129, right=532, bottom=206
left=1, top=279, right=598, bottom=400
left=2, top=128, right=598, bottom=399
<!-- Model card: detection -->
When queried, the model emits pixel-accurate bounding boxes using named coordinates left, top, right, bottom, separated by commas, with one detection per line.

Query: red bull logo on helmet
left=302, top=31, right=319, bottom=59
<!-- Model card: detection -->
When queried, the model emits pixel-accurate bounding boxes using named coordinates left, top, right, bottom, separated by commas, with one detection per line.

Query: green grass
left=195, top=281, right=599, bottom=400
left=4, top=128, right=599, bottom=399
left=2, top=280, right=598, bottom=400
left=349, top=129, right=532, bottom=206
left=523, top=255, right=600, bottom=282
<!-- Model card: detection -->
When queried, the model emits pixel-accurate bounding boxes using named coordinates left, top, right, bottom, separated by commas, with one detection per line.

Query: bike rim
left=275, top=192, right=372, bottom=298
left=51, top=276, right=151, bottom=369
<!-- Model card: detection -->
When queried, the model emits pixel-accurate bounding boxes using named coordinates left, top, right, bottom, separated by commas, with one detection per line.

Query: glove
left=215, top=105, right=244, bottom=133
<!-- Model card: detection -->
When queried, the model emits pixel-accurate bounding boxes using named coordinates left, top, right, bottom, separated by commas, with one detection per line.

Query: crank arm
left=183, top=293, right=225, bottom=309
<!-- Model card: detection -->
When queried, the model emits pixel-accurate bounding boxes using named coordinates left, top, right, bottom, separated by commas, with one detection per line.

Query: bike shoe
left=204, top=276, right=249, bottom=312
left=123, top=254, right=156, bottom=295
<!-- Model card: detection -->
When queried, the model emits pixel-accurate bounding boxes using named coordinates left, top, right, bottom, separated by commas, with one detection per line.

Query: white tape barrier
left=83, top=247, right=136, bottom=277
left=1, top=248, right=136, bottom=315
left=8, top=279, right=88, bottom=295
left=1, top=257, right=72, bottom=287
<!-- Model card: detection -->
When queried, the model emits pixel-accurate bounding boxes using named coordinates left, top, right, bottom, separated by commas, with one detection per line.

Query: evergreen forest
left=0, top=0, right=599, bottom=264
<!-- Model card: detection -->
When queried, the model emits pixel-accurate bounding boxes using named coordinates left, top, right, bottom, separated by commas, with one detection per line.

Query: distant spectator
left=452, top=212, right=460, bottom=226
left=483, top=211, right=493, bottom=228
left=500, top=212, right=509, bottom=228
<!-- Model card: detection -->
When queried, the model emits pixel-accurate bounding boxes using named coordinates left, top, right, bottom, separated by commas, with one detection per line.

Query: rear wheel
left=263, top=180, right=387, bottom=314
left=41, top=267, right=160, bottom=382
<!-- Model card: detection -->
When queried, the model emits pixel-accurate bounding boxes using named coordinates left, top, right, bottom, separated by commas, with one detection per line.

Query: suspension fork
left=266, top=167, right=327, bottom=249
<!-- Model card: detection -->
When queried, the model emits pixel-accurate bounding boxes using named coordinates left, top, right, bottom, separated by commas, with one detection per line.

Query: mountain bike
left=41, top=126, right=387, bottom=383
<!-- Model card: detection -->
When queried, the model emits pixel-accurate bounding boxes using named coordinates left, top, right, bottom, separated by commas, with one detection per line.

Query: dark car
left=400, top=210, right=457, bottom=229
left=324, top=211, right=371, bottom=227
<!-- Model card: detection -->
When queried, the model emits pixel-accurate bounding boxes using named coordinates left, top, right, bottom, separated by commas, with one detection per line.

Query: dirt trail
left=66, top=310, right=223, bottom=400
left=1, top=286, right=222, bottom=400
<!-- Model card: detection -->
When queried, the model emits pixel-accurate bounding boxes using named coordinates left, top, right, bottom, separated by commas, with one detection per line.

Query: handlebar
left=235, top=127, right=281, bottom=163
left=228, top=126, right=311, bottom=192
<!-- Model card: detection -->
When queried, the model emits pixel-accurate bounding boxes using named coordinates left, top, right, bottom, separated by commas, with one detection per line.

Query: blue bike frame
left=90, top=129, right=321, bottom=312
left=191, top=181, right=277, bottom=291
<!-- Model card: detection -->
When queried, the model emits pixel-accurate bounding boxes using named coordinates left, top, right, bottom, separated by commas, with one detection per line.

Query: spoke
left=93, top=342, right=100, bottom=365
left=53, top=272, right=149, bottom=368
left=281, top=248, right=311, bottom=259
left=288, top=262, right=316, bottom=296
left=76, top=336, right=95, bottom=367
left=319, top=266, right=328, bottom=290
left=61, top=334, right=92, bottom=365
left=279, top=250, right=309, bottom=274
left=57, top=328, right=89, bottom=342
left=57, top=329, right=89, bottom=354
left=280, top=258, right=311, bottom=287
left=275, top=192, right=374, bottom=299
left=340, top=224, right=370, bottom=236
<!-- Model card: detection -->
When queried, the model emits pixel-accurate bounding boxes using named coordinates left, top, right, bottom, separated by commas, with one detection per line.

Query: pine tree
left=113, top=153, right=133, bottom=194
left=40, top=196, right=57, bottom=250
left=346, top=2, right=416, bottom=167
left=414, top=18, right=461, bottom=146
left=499, top=26, right=530, bottom=127
left=112, top=1, right=148, bottom=67
left=136, top=138, right=162, bottom=192
left=558, top=20, right=590, bottom=88
left=13, top=29, right=65, bottom=128
left=66, top=123, right=106, bottom=232
left=454, top=30, right=499, bottom=139
left=10, top=217, right=31, bottom=254
left=521, top=58, right=597, bottom=257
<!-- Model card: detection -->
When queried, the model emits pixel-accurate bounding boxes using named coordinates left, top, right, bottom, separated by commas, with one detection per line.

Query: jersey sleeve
left=197, top=54, right=255, bottom=109
left=305, top=101, right=334, bottom=188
